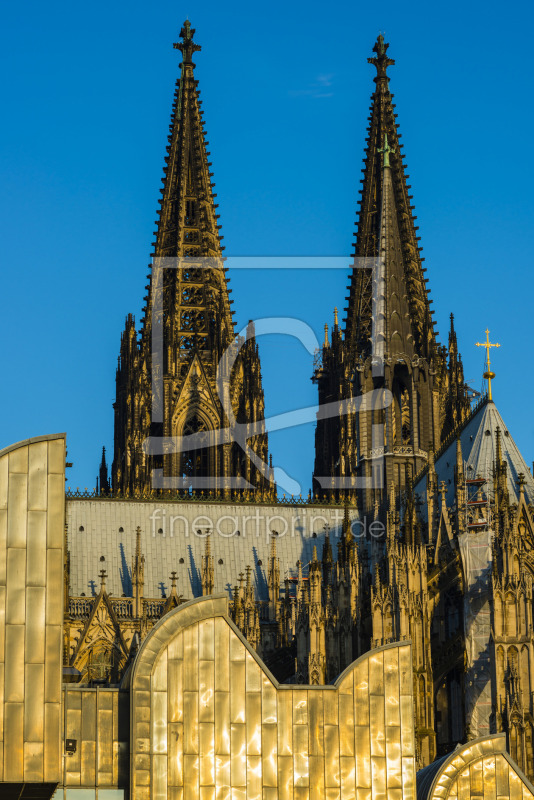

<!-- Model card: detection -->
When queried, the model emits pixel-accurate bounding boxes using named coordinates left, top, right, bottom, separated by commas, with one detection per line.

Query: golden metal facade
left=130, top=595, right=416, bottom=800
left=0, top=440, right=531, bottom=800
left=0, top=434, right=65, bottom=784
left=62, top=688, right=129, bottom=789
left=426, top=735, right=534, bottom=800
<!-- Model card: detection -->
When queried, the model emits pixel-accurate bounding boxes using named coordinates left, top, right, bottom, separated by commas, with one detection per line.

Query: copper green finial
left=174, top=19, right=201, bottom=64
left=368, top=34, right=395, bottom=81
left=378, top=133, right=395, bottom=169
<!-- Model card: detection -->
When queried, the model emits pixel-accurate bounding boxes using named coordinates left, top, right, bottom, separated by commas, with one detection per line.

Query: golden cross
left=475, top=328, right=500, bottom=401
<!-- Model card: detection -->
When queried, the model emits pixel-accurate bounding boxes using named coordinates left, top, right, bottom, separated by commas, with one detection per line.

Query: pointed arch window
left=401, top=389, right=411, bottom=445
left=185, top=199, right=197, bottom=225
left=391, top=366, right=412, bottom=447
left=181, top=414, right=212, bottom=485
left=88, top=645, right=111, bottom=684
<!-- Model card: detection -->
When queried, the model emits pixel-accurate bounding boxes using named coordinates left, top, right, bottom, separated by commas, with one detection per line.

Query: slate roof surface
left=66, top=500, right=352, bottom=600
left=415, top=400, right=534, bottom=516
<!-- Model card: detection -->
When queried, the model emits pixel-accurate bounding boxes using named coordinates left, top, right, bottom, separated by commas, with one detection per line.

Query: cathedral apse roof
left=415, top=398, right=534, bottom=512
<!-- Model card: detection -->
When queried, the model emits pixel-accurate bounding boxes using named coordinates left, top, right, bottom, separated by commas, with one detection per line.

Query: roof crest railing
left=65, top=487, right=355, bottom=509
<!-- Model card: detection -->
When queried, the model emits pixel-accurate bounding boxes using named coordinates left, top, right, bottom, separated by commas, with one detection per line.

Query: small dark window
left=79, top=526, right=84, bottom=532
left=312, top=531, right=317, bottom=538
left=218, top=558, right=223, bottom=565
left=179, top=557, right=184, bottom=564
left=158, top=528, right=164, bottom=534
left=119, top=526, right=124, bottom=533
left=257, top=560, right=262, bottom=567
left=485, top=430, right=491, bottom=436
left=185, top=199, right=196, bottom=223
left=99, top=555, right=105, bottom=562
left=504, top=430, right=510, bottom=437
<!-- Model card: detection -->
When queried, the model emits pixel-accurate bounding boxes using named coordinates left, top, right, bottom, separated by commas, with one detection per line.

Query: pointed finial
left=449, top=313, right=457, bottom=349
left=496, top=425, right=503, bottom=467
left=99, top=566, right=107, bottom=589
left=368, top=34, right=395, bottom=81
left=174, top=19, right=201, bottom=65
left=374, top=564, right=381, bottom=591
left=475, top=328, right=500, bottom=402
left=456, top=436, right=464, bottom=472
left=388, top=480, right=396, bottom=512
left=246, top=319, right=256, bottom=338
left=334, top=307, right=339, bottom=328
left=378, top=132, right=395, bottom=169
left=342, top=502, right=350, bottom=533
left=170, top=571, right=178, bottom=589
left=324, top=323, right=329, bottom=347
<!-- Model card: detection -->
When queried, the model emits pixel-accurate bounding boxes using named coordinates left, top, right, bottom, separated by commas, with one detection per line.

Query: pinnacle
left=368, top=35, right=395, bottom=83
left=174, top=20, right=201, bottom=65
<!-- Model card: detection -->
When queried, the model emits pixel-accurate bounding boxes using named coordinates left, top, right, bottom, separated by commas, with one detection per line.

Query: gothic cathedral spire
left=111, top=22, right=273, bottom=498
left=313, top=35, right=469, bottom=513
left=345, top=34, right=435, bottom=361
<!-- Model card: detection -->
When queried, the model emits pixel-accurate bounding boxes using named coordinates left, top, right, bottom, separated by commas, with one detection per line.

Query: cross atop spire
left=174, top=19, right=201, bottom=64
left=368, top=34, right=395, bottom=81
left=475, top=328, right=500, bottom=402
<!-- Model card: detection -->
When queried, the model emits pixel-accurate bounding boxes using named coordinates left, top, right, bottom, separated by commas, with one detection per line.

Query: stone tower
left=313, top=35, right=469, bottom=513
left=111, top=22, right=273, bottom=497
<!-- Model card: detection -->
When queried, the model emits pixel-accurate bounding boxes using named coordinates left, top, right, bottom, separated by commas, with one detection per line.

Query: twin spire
left=313, top=32, right=471, bottom=505
left=110, top=24, right=475, bottom=504
left=111, top=20, right=273, bottom=498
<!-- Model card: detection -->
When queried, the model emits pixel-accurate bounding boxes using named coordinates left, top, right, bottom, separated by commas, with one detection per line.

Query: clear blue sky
left=1, top=0, right=533, bottom=494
